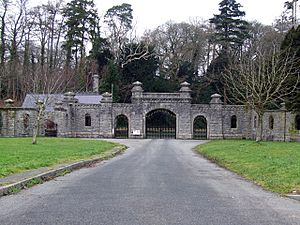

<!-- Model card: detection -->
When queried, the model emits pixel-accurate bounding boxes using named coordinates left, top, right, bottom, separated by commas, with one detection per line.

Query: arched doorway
left=45, top=119, right=57, bottom=137
left=193, top=116, right=207, bottom=139
left=115, top=115, right=129, bottom=138
left=146, top=109, right=176, bottom=139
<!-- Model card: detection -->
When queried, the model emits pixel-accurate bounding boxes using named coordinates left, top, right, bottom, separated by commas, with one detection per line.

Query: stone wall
left=0, top=108, right=38, bottom=137
left=1, top=81, right=299, bottom=142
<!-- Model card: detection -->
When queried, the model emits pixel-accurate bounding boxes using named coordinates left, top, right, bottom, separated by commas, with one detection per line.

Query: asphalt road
left=0, top=139, right=300, bottom=225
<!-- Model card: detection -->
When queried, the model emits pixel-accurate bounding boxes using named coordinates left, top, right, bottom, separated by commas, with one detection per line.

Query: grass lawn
left=0, top=137, right=118, bottom=178
left=196, top=140, right=300, bottom=194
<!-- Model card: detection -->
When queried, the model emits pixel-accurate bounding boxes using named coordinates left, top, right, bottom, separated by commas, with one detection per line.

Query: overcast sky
left=34, top=0, right=288, bottom=34
left=93, top=0, right=287, bottom=34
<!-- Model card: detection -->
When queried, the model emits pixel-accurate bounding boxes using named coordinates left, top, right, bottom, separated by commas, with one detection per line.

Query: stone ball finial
left=36, top=99, right=44, bottom=105
left=63, top=91, right=78, bottom=104
left=179, top=81, right=191, bottom=92
left=101, top=92, right=113, bottom=103
left=64, top=91, right=76, bottom=97
left=4, top=98, right=15, bottom=107
left=102, top=92, right=112, bottom=98
left=280, top=102, right=287, bottom=111
left=210, top=93, right=223, bottom=104
left=131, top=81, right=144, bottom=92
left=133, top=81, right=142, bottom=86
left=180, top=81, right=190, bottom=87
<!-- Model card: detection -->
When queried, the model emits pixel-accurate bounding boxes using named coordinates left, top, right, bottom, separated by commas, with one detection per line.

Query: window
left=85, top=114, right=91, bottom=126
left=295, top=115, right=300, bottom=130
left=254, top=116, right=257, bottom=128
left=23, top=114, right=30, bottom=129
left=231, top=115, right=237, bottom=128
left=269, top=115, right=274, bottom=130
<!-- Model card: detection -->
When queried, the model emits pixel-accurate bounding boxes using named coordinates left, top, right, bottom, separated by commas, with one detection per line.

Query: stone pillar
left=54, top=101, right=67, bottom=137
left=209, top=93, right=224, bottom=139
left=62, top=92, right=78, bottom=137
left=2, top=99, right=16, bottom=136
left=178, top=81, right=192, bottom=139
left=131, top=81, right=144, bottom=104
left=100, top=92, right=113, bottom=138
left=280, top=102, right=289, bottom=142
left=129, top=81, right=144, bottom=138
left=92, top=74, right=99, bottom=93
left=179, top=81, right=192, bottom=101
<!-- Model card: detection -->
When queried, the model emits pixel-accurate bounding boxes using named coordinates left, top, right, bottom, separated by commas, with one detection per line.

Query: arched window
left=231, top=115, right=237, bottom=128
left=85, top=114, right=91, bottom=126
left=269, top=115, right=274, bottom=130
left=295, top=115, right=300, bottom=130
left=23, top=113, right=30, bottom=129
left=254, top=116, right=257, bottom=128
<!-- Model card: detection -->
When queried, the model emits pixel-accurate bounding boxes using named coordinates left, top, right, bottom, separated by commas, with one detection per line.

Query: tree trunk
left=32, top=104, right=44, bottom=144
left=256, top=112, right=264, bottom=142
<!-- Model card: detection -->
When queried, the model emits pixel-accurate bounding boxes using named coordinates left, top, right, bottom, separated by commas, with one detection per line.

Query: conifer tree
left=207, top=0, right=250, bottom=103
left=63, top=0, right=98, bottom=68
left=209, top=0, right=250, bottom=52
left=281, top=25, right=300, bottom=112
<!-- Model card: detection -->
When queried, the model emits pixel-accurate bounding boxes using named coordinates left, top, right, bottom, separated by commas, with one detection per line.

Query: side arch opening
left=193, top=116, right=207, bottom=140
left=115, top=115, right=129, bottom=138
left=45, top=119, right=57, bottom=137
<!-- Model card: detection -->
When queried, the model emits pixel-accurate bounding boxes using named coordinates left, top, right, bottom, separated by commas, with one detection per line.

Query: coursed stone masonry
left=0, top=80, right=299, bottom=141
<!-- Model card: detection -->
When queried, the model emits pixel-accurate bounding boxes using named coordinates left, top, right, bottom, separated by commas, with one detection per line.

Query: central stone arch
left=145, top=109, right=176, bottom=139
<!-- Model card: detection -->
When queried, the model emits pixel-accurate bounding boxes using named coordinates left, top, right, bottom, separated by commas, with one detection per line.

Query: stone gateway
left=0, top=77, right=299, bottom=141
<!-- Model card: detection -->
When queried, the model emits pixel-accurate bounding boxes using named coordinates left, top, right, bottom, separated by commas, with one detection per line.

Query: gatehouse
left=0, top=76, right=299, bottom=141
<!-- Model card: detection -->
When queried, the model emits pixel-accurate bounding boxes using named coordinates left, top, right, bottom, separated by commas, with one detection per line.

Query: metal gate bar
left=146, top=109, right=176, bottom=139
left=193, top=116, right=207, bottom=140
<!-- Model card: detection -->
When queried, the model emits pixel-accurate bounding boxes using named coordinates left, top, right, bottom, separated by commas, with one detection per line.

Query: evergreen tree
left=281, top=25, right=300, bottom=112
left=207, top=0, right=250, bottom=103
left=209, top=0, right=250, bottom=52
left=100, top=60, right=120, bottom=102
left=63, top=0, right=98, bottom=68
left=205, top=50, right=230, bottom=100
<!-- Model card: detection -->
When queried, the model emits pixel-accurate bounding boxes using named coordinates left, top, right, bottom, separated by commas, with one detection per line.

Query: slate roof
left=22, top=93, right=103, bottom=112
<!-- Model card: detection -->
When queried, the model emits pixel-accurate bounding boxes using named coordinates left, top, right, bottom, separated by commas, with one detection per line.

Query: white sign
left=132, top=130, right=141, bottom=135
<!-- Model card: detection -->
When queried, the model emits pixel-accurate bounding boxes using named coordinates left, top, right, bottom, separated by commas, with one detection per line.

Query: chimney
left=92, top=74, right=99, bottom=93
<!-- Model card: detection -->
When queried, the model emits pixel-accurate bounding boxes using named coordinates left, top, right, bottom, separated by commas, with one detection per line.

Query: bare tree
left=224, top=47, right=299, bottom=141
left=145, top=20, right=210, bottom=80
left=6, top=0, right=28, bottom=100
left=23, top=63, right=71, bottom=144
left=0, top=0, right=10, bottom=98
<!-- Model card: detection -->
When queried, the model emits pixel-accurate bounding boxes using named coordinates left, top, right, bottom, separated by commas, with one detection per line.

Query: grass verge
left=0, top=137, right=118, bottom=178
left=196, top=140, right=300, bottom=194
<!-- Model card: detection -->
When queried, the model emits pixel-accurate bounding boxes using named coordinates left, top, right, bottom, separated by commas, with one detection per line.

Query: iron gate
left=45, top=120, right=57, bottom=137
left=193, top=116, right=207, bottom=139
left=115, top=115, right=129, bottom=138
left=146, top=109, right=176, bottom=139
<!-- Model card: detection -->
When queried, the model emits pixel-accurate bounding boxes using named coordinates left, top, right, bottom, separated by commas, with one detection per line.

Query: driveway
left=0, top=139, right=299, bottom=225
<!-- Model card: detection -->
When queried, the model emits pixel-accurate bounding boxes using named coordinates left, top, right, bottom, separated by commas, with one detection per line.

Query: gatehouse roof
left=22, top=93, right=103, bottom=112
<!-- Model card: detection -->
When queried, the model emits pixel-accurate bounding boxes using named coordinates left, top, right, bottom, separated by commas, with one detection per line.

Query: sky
left=34, top=0, right=288, bottom=35
left=93, top=0, right=288, bottom=34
